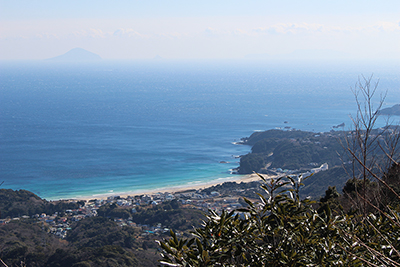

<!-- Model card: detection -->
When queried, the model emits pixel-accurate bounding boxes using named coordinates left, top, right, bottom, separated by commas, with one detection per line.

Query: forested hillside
left=238, top=129, right=345, bottom=174
left=236, top=127, right=400, bottom=197
left=0, top=189, right=83, bottom=219
left=0, top=190, right=205, bottom=266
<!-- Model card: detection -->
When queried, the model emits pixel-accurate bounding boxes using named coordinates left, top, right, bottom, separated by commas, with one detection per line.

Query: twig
left=356, top=192, right=400, bottom=229
left=336, top=243, right=380, bottom=267
left=346, top=148, right=400, bottom=200
left=0, top=258, right=8, bottom=267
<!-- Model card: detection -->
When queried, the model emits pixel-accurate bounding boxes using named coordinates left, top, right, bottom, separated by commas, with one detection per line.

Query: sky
left=0, top=0, right=399, bottom=60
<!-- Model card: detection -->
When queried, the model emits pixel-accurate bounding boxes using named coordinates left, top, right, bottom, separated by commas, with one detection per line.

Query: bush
left=158, top=174, right=400, bottom=266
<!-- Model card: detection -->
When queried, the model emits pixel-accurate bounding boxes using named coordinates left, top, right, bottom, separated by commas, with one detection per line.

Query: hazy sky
left=1, top=0, right=399, bottom=60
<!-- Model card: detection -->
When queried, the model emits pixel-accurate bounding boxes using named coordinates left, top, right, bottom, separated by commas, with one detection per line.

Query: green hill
left=238, top=129, right=346, bottom=174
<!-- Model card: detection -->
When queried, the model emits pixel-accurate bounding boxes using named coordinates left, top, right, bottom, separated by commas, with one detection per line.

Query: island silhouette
left=47, top=48, right=102, bottom=62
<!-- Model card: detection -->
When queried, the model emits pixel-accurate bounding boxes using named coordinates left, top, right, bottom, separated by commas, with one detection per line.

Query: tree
left=343, top=75, right=400, bottom=214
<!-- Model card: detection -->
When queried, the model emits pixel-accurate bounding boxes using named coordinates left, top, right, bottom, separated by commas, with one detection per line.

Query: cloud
left=372, top=21, right=400, bottom=32
left=34, top=33, right=60, bottom=39
left=88, top=29, right=106, bottom=38
left=157, top=32, right=184, bottom=39
left=253, top=23, right=326, bottom=35
left=113, top=28, right=182, bottom=39
left=113, top=28, right=125, bottom=36
left=113, top=28, right=144, bottom=38
left=72, top=30, right=88, bottom=37
left=205, top=27, right=221, bottom=36
left=233, top=29, right=247, bottom=35
left=250, top=21, right=400, bottom=36
left=71, top=29, right=108, bottom=38
left=204, top=24, right=328, bottom=37
left=205, top=27, right=249, bottom=37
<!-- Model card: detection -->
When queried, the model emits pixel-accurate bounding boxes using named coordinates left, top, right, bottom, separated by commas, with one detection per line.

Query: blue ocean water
left=1, top=60, right=399, bottom=200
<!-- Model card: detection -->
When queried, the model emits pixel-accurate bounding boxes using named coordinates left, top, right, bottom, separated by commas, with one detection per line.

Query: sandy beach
left=78, top=173, right=271, bottom=201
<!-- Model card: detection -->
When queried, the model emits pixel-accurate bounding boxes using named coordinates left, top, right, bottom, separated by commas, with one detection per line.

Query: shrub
left=158, top=174, right=400, bottom=266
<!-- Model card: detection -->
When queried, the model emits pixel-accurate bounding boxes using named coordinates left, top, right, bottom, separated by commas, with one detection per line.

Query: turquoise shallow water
left=1, top=60, right=399, bottom=200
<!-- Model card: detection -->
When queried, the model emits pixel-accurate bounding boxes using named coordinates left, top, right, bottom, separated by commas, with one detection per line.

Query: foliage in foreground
left=159, top=173, right=400, bottom=266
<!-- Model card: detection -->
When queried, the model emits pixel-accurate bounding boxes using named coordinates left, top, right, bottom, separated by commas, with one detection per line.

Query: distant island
left=46, top=48, right=102, bottom=62
left=379, top=104, right=400, bottom=116
left=332, top=122, right=345, bottom=128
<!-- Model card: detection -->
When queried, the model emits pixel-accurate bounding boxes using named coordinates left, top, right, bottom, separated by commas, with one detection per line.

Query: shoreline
left=75, top=173, right=269, bottom=201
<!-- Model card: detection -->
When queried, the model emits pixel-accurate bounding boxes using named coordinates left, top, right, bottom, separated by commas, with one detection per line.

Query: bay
left=0, top=60, right=399, bottom=199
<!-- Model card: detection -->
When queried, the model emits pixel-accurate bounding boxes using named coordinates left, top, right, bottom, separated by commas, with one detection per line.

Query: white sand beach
left=78, top=173, right=274, bottom=201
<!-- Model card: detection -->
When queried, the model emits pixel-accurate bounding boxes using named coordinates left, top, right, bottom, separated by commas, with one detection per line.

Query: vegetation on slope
left=0, top=216, right=148, bottom=267
left=0, top=189, right=83, bottom=219
left=0, top=196, right=205, bottom=266
left=159, top=165, right=400, bottom=266
left=0, top=219, right=66, bottom=267
left=238, top=129, right=346, bottom=173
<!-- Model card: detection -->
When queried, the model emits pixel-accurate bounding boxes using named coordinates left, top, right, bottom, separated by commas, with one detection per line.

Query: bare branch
left=346, top=147, right=400, bottom=200
left=0, top=258, right=8, bottom=267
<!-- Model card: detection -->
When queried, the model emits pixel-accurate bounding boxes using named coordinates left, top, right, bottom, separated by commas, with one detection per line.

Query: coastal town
left=0, top=183, right=256, bottom=239
left=0, top=163, right=331, bottom=240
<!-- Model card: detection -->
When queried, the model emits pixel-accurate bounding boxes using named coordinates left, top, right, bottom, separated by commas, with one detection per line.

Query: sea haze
left=1, top=60, right=399, bottom=200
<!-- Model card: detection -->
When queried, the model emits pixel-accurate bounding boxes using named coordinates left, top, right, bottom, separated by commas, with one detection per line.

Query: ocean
left=1, top=60, right=399, bottom=200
